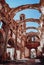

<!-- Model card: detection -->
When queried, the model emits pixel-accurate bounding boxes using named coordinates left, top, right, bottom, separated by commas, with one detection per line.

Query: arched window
left=31, top=36, right=35, bottom=42
left=0, top=22, right=3, bottom=29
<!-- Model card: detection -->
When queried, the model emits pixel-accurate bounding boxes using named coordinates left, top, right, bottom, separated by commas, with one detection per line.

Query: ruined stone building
left=0, top=0, right=44, bottom=62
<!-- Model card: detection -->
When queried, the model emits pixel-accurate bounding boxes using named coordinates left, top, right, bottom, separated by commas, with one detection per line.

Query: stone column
left=20, top=14, right=26, bottom=59
left=4, top=24, right=10, bottom=52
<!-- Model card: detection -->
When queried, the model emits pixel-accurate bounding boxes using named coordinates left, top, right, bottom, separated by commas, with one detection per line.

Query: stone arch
left=19, top=18, right=40, bottom=24
left=26, top=27, right=39, bottom=33
left=9, top=4, right=41, bottom=17
left=26, top=32, right=40, bottom=44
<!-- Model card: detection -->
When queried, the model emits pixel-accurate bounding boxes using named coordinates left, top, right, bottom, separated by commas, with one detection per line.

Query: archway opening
left=0, top=22, right=3, bottom=29
left=31, top=48, right=36, bottom=58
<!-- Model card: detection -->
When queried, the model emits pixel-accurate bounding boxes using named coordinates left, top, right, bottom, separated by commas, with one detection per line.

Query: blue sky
left=0, top=0, right=41, bottom=32
left=5, top=0, right=40, bottom=8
